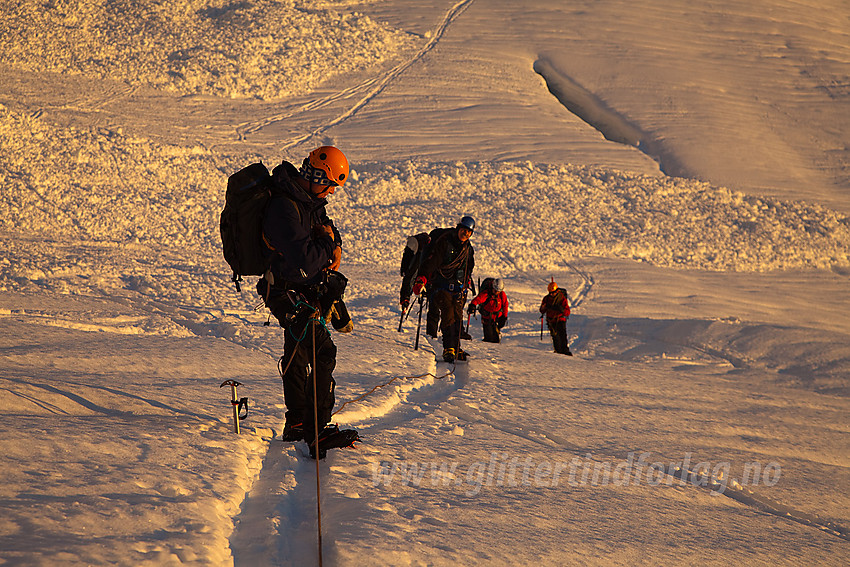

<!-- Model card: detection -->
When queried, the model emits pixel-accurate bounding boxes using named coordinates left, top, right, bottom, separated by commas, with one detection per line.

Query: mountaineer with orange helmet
left=539, top=278, right=572, bottom=355
left=256, top=145, right=358, bottom=458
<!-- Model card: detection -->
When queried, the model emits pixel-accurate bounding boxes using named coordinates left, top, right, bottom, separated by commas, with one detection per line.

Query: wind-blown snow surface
left=0, top=0, right=414, bottom=100
left=1, top=0, right=850, bottom=565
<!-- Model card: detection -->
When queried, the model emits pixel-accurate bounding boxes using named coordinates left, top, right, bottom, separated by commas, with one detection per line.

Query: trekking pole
left=413, top=294, right=425, bottom=350
left=311, top=318, right=324, bottom=567
left=564, top=291, right=573, bottom=355
left=540, top=315, right=544, bottom=341
left=397, top=304, right=405, bottom=332
left=397, top=299, right=412, bottom=332
left=458, top=263, right=472, bottom=355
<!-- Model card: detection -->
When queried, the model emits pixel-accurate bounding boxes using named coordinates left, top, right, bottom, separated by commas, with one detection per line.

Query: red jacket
left=470, top=290, right=508, bottom=320
left=540, top=289, right=570, bottom=322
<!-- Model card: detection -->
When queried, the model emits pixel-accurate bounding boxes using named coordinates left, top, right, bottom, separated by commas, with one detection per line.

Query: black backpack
left=480, top=277, right=495, bottom=294
left=400, top=232, right=430, bottom=277
left=422, top=227, right=454, bottom=264
left=398, top=227, right=458, bottom=302
left=220, top=162, right=272, bottom=291
left=399, top=232, right=430, bottom=303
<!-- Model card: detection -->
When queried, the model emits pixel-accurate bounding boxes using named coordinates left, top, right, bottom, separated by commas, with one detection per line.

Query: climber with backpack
left=397, top=226, right=456, bottom=339
left=540, top=278, right=572, bottom=356
left=468, top=278, right=509, bottom=343
left=412, top=216, right=476, bottom=362
left=220, top=145, right=358, bottom=459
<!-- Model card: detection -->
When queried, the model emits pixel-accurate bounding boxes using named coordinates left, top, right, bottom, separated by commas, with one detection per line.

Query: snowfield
left=0, top=0, right=414, bottom=100
left=1, top=0, right=849, bottom=565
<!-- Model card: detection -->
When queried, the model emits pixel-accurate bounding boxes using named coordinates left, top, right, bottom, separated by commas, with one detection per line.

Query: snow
left=1, top=0, right=849, bottom=565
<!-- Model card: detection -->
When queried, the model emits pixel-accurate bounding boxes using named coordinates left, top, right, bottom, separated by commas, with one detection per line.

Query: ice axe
left=220, top=379, right=248, bottom=433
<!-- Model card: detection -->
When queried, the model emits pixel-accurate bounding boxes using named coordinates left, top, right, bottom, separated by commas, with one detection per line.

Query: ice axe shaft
left=220, top=380, right=247, bottom=433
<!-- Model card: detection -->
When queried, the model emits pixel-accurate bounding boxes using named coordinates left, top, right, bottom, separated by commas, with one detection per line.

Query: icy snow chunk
left=0, top=0, right=416, bottom=99
left=341, top=161, right=850, bottom=273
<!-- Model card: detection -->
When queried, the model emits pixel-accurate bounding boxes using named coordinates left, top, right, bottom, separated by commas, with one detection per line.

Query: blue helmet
left=458, top=216, right=475, bottom=232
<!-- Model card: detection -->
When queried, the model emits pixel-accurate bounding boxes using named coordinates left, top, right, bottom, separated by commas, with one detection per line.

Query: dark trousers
left=260, top=279, right=337, bottom=437
left=281, top=318, right=336, bottom=437
left=426, top=294, right=440, bottom=337
left=482, top=317, right=501, bottom=343
left=432, top=289, right=464, bottom=350
left=547, top=318, right=570, bottom=354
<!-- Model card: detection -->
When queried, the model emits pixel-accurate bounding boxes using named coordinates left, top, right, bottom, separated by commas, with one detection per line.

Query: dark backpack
left=220, top=162, right=272, bottom=291
left=422, top=227, right=454, bottom=265
left=480, top=277, right=495, bottom=294
left=398, top=232, right=430, bottom=303
left=398, top=227, right=457, bottom=301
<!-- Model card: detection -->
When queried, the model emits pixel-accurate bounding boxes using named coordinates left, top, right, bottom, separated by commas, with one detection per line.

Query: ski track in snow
left=437, top=330, right=850, bottom=544
left=373, top=315, right=848, bottom=545
left=565, top=261, right=594, bottom=309
left=243, top=0, right=477, bottom=150
left=228, top=331, right=470, bottom=565
left=443, top=368, right=850, bottom=543
left=230, top=443, right=317, bottom=566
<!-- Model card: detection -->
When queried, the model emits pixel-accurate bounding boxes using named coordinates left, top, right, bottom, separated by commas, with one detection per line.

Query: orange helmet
left=548, top=278, right=558, bottom=292
left=302, top=146, right=349, bottom=186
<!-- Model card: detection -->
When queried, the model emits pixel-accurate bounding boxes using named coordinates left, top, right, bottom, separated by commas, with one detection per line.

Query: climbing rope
left=332, top=363, right=455, bottom=416
left=272, top=300, right=458, bottom=419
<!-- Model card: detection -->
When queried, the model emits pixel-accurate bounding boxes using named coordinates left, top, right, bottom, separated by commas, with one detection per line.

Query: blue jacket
left=262, top=161, right=341, bottom=285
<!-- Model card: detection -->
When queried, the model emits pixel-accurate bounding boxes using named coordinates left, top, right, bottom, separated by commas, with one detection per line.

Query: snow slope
left=1, top=0, right=849, bottom=565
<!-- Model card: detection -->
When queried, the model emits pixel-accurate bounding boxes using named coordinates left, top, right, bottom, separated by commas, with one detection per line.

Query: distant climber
left=468, top=277, right=508, bottom=343
left=540, top=278, right=572, bottom=355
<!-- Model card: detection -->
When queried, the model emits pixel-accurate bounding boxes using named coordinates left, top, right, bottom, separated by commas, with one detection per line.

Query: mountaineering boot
left=455, top=348, right=468, bottom=361
left=442, top=347, right=456, bottom=363
left=308, top=424, right=360, bottom=460
left=281, top=421, right=305, bottom=442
